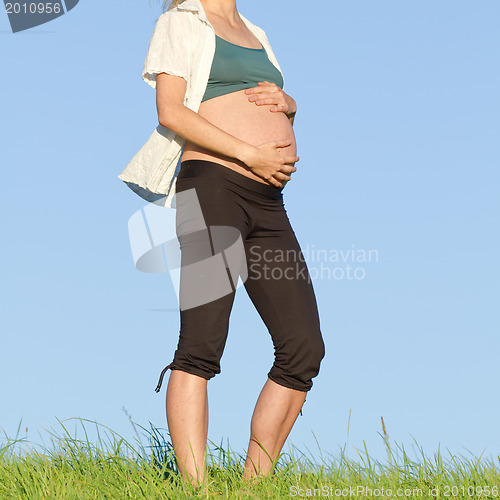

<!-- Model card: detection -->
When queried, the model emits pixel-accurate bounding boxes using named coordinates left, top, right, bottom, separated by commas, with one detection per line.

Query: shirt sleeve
left=142, top=10, right=191, bottom=89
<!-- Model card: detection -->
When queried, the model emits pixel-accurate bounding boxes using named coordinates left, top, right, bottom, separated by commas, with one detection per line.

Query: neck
left=200, top=0, right=238, bottom=21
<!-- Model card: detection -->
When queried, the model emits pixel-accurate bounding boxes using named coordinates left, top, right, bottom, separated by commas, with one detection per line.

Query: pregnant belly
left=181, top=89, right=297, bottom=186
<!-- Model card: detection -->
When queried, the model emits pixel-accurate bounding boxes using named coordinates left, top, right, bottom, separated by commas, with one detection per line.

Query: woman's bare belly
left=181, top=89, right=297, bottom=186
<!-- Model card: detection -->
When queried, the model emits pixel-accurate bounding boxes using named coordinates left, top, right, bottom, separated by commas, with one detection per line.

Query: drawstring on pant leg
left=299, top=396, right=306, bottom=416
left=155, top=362, right=175, bottom=393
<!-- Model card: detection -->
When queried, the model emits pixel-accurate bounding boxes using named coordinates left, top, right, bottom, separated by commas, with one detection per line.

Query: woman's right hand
left=240, top=139, right=299, bottom=188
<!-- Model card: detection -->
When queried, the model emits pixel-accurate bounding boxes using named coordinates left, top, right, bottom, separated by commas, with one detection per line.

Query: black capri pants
left=155, top=159, right=325, bottom=396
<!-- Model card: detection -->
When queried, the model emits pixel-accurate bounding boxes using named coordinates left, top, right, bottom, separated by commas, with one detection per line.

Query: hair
left=162, top=0, right=187, bottom=11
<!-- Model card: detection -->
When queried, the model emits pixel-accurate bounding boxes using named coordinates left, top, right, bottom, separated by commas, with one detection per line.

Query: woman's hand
left=245, top=81, right=297, bottom=117
left=239, top=139, right=299, bottom=188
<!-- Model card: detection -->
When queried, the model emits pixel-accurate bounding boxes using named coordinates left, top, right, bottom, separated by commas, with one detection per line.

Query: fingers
left=282, top=155, right=300, bottom=164
left=279, top=164, right=298, bottom=174
left=270, top=105, right=286, bottom=112
left=249, top=98, right=284, bottom=109
left=267, top=176, right=283, bottom=188
left=245, top=84, right=277, bottom=95
left=274, top=172, right=292, bottom=182
left=272, top=159, right=298, bottom=187
left=271, top=138, right=292, bottom=149
left=258, top=81, right=277, bottom=88
left=257, top=138, right=292, bottom=151
left=249, top=96, right=283, bottom=105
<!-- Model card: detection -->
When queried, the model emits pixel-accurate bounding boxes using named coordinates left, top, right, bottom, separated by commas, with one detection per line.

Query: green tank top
left=201, top=35, right=284, bottom=103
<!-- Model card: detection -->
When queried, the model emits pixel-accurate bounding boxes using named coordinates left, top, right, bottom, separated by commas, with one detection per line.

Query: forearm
left=159, top=104, right=254, bottom=164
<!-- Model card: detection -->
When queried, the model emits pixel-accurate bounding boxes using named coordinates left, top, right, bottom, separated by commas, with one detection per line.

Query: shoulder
left=148, top=7, right=201, bottom=49
left=156, top=7, right=188, bottom=24
left=154, top=7, right=195, bottom=32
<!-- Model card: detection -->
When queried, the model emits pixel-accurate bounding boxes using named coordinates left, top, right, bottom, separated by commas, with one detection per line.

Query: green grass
left=1, top=413, right=499, bottom=499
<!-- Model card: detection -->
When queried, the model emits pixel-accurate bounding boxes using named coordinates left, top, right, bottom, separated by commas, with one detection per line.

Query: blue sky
left=1, top=0, right=499, bottom=468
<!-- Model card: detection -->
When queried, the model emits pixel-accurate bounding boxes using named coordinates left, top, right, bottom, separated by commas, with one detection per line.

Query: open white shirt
left=117, top=0, right=284, bottom=208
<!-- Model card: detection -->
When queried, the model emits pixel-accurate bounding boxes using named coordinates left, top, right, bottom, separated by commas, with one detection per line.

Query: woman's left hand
left=245, top=81, right=297, bottom=117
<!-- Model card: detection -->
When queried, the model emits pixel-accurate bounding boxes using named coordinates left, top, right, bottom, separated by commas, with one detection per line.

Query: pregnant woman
left=119, top=0, right=325, bottom=488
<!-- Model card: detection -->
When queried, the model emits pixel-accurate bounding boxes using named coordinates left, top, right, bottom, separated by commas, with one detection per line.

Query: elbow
left=158, top=104, right=184, bottom=131
left=158, top=113, right=175, bottom=130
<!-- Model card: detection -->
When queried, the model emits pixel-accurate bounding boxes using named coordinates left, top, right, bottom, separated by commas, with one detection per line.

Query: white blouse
left=117, top=0, right=284, bottom=208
